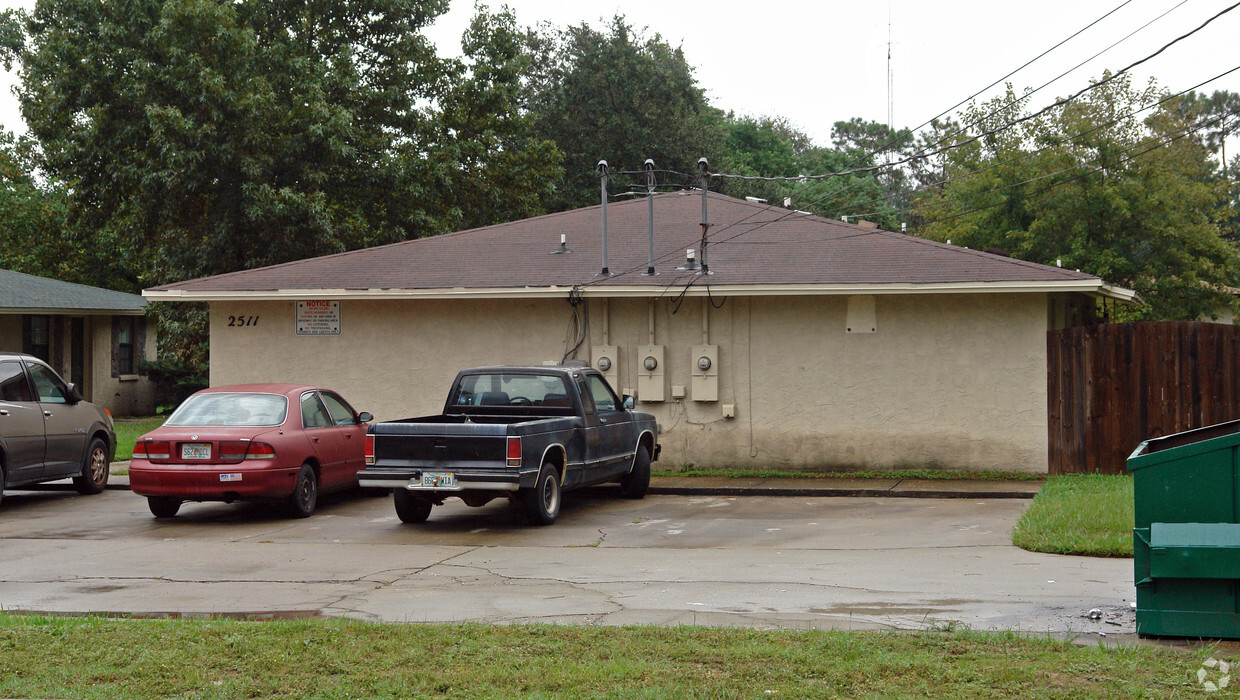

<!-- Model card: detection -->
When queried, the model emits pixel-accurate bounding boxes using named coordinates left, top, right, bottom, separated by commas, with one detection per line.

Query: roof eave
left=0, top=307, right=147, bottom=315
left=144, top=279, right=1136, bottom=302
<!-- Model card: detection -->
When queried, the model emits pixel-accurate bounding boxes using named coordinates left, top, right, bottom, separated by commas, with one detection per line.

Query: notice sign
left=296, top=300, right=341, bottom=336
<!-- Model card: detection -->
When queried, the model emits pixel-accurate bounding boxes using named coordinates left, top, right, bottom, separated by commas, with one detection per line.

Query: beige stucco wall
left=208, top=293, right=1049, bottom=473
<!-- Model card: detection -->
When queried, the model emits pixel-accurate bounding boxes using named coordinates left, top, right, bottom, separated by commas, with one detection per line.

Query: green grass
left=1012, top=474, right=1134, bottom=557
left=111, top=416, right=164, bottom=461
left=655, top=466, right=1045, bottom=481
left=0, top=614, right=1208, bottom=698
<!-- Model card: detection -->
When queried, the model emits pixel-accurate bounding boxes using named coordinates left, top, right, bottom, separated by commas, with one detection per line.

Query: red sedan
left=128, top=384, right=372, bottom=518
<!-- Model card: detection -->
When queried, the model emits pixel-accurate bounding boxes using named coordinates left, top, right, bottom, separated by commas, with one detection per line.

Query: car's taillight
left=507, top=436, right=521, bottom=467
left=244, top=442, right=276, bottom=460
left=365, top=434, right=375, bottom=466
left=139, top=440, right=170, bottom=460
left=218, top=440, right=250, bottom=463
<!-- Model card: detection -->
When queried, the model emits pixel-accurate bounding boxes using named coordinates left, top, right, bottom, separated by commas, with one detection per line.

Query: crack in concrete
left=414, top=562, right=890, bottom=596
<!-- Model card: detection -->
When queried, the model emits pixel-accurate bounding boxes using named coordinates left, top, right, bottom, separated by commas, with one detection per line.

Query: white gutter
left=144, top=279, right=1138, bottom=303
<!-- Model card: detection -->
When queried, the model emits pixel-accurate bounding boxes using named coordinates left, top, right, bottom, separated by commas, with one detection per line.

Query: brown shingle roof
left=146, top=192, right=1115, bottom=296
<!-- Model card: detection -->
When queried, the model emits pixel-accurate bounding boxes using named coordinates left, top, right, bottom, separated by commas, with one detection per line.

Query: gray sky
left=1, top=0, right=1236, bottom=148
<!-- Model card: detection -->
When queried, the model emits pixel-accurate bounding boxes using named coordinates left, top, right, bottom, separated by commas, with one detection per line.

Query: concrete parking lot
left=0, top=483, right=1135, bottom=635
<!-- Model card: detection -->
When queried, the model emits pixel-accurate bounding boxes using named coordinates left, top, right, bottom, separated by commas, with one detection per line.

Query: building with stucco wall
left=145, top=192, right=1134, bottom=472
left=1, top=269, right=157, bottom=415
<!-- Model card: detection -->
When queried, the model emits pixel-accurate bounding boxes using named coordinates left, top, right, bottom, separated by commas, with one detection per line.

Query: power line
left=713, top=1, right=1238, bottom=187
left=832, top=64, right=1240, bottom=221
left=573, top=7, right=1240, bottom=295
left=858, top=110, right=1231, bottom=226
left=827, top=0, right=1139, bottom=174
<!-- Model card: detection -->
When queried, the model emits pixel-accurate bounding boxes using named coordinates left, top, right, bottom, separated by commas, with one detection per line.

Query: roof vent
left=550, top=234, right=570, bottom=255
left=745, top=196, right=767, bottom=204
left=676, top=249, right=700, bottom=271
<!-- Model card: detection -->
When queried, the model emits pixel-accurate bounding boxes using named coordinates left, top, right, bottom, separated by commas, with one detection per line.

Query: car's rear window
left=164, top=393, right=288, bottom=427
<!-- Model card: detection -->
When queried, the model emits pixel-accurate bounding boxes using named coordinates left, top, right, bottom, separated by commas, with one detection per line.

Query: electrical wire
left=712, top=2, right=1237, bottom=188
left=821, top=0, right=1161, bottom=182
left=567, top=11, right=1240, bottom=300
left=855, top=109, right=1231, bottom=226
left=778, top=0, right=1193, bottom=212
left=831, top=63, right=1240, bottom=220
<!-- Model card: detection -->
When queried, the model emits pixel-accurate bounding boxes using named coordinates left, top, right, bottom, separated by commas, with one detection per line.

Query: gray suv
left=0, top=353, right=115, bottom=505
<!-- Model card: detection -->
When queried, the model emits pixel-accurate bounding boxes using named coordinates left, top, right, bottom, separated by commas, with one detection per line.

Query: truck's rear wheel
left=620, top=445, right=651, bottom=499
left=394, top=489, right=432, bottom=523
left=521, top=463, right=561, bottom=526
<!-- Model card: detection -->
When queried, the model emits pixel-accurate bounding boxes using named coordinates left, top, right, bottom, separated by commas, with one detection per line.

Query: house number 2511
left=227, top=315, right=259, bottom=327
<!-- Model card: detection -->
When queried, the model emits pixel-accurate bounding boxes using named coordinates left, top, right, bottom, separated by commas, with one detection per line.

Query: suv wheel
left=74, top=437, right=110, bottom=495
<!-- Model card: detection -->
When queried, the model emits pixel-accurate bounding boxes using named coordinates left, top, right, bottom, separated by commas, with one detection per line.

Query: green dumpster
left=1128, top=420, right=1240, bottom=638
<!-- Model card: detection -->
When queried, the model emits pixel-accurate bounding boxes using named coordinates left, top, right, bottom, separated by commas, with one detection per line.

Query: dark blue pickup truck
left=358, top=365, right=660, bottom=525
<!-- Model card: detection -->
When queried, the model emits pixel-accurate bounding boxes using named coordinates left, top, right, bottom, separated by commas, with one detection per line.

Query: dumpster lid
left=1128, top=419, right=1240, bottom=467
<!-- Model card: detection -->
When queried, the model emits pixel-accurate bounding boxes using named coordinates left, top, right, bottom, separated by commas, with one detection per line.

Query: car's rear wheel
left=393, top=489, right=432, bottom=523
left=521, top=463, right=561, bottom=526
left=284, top=464, right=318, bottom=518
left=148, top=496, right=181, bottom=518
left=620, top=445, right=651, bottom=499
left=74, top=437, right=109, bottom=495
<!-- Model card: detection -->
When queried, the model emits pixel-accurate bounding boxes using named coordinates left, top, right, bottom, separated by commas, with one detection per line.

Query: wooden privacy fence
left=1048, top=322, right=1240, bottom=475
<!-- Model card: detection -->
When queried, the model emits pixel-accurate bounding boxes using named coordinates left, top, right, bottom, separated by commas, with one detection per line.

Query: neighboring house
left=144, top=192, right=1136, bottom=472
left=0, top=269, right=156, bottom=415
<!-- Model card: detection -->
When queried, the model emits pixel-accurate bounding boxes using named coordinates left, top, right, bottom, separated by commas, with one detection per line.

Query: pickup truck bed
left=358, top=365, right=660, bottom=525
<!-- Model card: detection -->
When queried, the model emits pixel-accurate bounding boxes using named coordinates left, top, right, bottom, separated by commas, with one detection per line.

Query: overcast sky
left=0, top=0, right=1236, bottom=148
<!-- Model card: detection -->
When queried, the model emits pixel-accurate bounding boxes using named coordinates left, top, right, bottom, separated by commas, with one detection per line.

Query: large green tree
left=524, top=16, right=723, bottom=210
left=710, top=115, right=904, bottom=231
left=431, top=6, right=562, bottom=232
left=14, top=0, right=455, bottom=286
left=914, top=75, right=1240, bottom=320
left=6, top=0, right=561, bottom=371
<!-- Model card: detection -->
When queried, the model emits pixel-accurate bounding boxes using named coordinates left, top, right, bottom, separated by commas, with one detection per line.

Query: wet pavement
left=0, top=472, right=1137, bottom=639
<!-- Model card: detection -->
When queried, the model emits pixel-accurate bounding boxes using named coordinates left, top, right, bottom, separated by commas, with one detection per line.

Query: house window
left=26, top=316, right=50, bottom=361
left=117, top=317, right=135, bottom=375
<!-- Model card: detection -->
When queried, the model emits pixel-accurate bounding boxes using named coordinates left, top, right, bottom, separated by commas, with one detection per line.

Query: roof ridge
left=148, top=200, right=648, bottom=289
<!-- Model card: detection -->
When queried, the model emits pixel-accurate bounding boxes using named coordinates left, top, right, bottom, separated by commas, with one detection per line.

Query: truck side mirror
left=358, top=411, right=373, bottom=423
left=622, top=395, right=634, bottom=410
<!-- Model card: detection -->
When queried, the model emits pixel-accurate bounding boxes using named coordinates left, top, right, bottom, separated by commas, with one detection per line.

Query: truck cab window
left=585, top=375, right=620, bottom=412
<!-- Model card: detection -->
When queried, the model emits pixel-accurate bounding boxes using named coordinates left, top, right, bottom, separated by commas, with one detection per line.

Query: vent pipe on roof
left=644, top=159, right=657, bottom=276
left=598, top=160, right=611, bottom=276
left=698, top=158, right=712, bottom=275
left=677, top=249, right=700, bottom=271
left=550, top=233, right=570, bottom=254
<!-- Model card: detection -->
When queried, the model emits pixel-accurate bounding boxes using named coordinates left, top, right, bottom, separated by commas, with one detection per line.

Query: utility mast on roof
left=887, top=1, right=894, bottom=137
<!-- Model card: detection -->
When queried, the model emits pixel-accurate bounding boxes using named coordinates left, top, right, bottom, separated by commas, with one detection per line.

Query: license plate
left=182, top=443, right=211, bottom=460
left=422, top=472, right=455, bottom=488
left=219, top=473, right=242, bottom=482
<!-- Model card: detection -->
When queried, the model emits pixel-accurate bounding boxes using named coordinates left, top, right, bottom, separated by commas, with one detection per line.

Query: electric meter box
left=691, top=345, right=719, bottom=402
left=591, top=345, right=619, bottom=389
left=637, top=345, right=665, bottom=402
